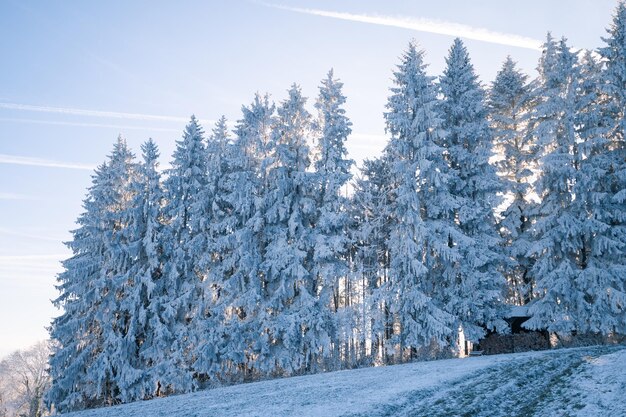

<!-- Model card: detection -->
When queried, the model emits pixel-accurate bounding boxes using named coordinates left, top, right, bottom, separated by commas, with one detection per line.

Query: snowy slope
left=65, top=345, right=626, bottom=417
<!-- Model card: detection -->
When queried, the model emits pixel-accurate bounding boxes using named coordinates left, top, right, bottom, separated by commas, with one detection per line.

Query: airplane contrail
left=0, top=117, right=180, bottom=132
left=0, top=154, right=96, bottom=171
left=264, top=3, right=542, bottom=51
left=0, top=102, right=190, bottom=123
left=0, top=192, right=36, bottom=201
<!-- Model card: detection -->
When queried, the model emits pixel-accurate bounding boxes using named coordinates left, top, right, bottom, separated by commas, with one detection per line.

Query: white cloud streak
left=0, top=228, right=63, bottom=242
left=0, top=254, right=66, bottom=284
left=0, top=254, right=67, bottom=264
left=0, top=117, right=180, bottom=132
left=0, top=192, right=36, bottom=201
left=265, top=3, right=542, bottom=51
left=0, top=102, right=189, bottom=123
left=0, top=154, right=96, bottom=171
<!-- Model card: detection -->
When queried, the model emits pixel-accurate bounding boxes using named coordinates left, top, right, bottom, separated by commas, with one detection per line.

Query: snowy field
left=65, top=345, right=626, bottom=417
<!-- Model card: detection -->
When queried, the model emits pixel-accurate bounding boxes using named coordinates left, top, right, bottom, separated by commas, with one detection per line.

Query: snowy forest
left=46, top=4, right=626, bottom=413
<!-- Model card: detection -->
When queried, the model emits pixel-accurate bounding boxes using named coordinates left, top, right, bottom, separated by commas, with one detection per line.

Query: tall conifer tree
left=160, top=116, right=208, bottom=393
left=489, top=57, right=536, bottom=305
left=383, top=41, right=455, bottom=358
left=311, top=70, right=354, bottom=369
left=439, top=38, right=507, bottom=341
left=524, top=36, right=587, bottom=333
left=130, top=139, right=167, bottom=399
left=259, top=85, right=319, bottom=375
left=48, top=138, right=137, bottom=411
left=222, top=94, right=276, bottom=380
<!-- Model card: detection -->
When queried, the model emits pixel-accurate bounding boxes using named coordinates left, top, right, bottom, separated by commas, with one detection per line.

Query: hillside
left=65, top=345, right=626, bottom=417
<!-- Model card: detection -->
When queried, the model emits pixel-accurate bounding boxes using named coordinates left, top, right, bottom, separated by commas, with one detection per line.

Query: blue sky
left=0, top=0, right=619, bottom=357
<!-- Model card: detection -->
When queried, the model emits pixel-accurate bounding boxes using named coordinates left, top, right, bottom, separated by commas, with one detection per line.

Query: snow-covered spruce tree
left=601, top=1, right=626, bottom=148
left=190, top=116, right=233, bottom=385
left=572, top=50, right=626, bottom=335
left=218, top=94, right=276, bottom=381
left=584, top=3, right=626, bottom=335
left=350, top=156, right=394, bottom=365
left=128, top=139, right=168, bottom=399
left=489, top=57, right=536, bottom=305
left=91, top=138, right=140, bottom=407
left=160, top=116, right=208, bottom=394
left=105, top=138, right=166, bottom=403
left=48, top=137, right=137, bottom=412
left=311, top=69, right=354, bottom=370
left=259, top=84, right=321, bottom=375
left=524, top=36, right=588, bottom=334
left=383, top=41, right=456, bottom=361
left=438, top=38, right=507, bottom=342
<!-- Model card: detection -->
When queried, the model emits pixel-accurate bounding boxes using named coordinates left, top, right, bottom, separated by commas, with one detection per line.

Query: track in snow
left=66, top=345, right=626, bottom=417
left=354, top=346, right=619, bottom=417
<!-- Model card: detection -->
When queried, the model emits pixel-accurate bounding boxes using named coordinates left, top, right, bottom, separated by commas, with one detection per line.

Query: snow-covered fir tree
left=311, top=69, right=354, bottom=370
left=110, top=138, right=163, bottom=403
left=350, top=156, right=394, bottom=364
left=586, top=3, right=626, bottom=335
left=129, top=139, right=167, bottom=399
left=48, top=137, right=137, bottom=411
left=489, top=57, right=536, bottom=305
left=383, top=41, right=455, bottom=360
left=91, top=138, right=140, bottom=407
left=190, top=116, right=233, bottom=384
left=438, top=38, right=507, bottom=341
left=160, top=116, right=208, bottom=393
left=220, top=94, right=276, bottom=381
left=573, top=50, right=626, bottom=335
left=259, top=84, right=320, bottom=375
left=524, top=36, right=587, bottom=333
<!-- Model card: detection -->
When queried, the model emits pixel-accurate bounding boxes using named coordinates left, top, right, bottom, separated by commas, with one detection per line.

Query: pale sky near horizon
left=0, top=0, right=619, bottom=358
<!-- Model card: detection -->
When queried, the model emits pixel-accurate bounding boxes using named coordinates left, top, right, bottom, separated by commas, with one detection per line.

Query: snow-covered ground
left=65, top=345, right=626, bottom=417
